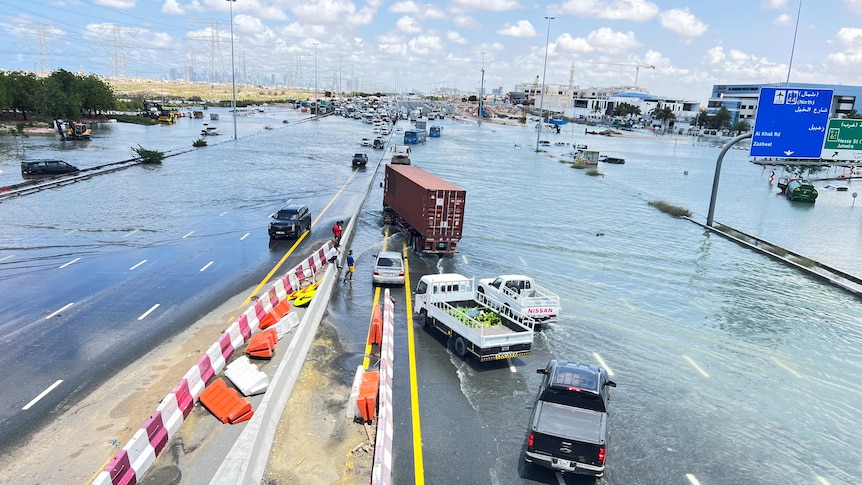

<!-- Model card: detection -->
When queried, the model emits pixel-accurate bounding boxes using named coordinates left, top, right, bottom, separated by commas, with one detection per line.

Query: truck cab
left=413, top=273, right=474, bottom=315
left=390, top=145, right=411, bottom=165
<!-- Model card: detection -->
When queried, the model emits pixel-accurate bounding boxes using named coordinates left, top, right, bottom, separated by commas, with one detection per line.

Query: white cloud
left=703, top=45, right=787, bottom=82
left=587, top=27, right=640, bottom=53
left=762, top=0, right=787, bottom=8
left=378, top=42, right=407, bottom=56
left=451, top=0, right=521, bottom=12
left=290, top=0, right=373, bottom=26
left=555, top=28, right=640, bottom=56
left=496, top=20, right=536, bottom=38
left=551, top=0, right=659, bottom=22
left=234, top=14, right=266, bottom=36
left=453, top=15, right=482, bottom=29
left=447, top=30, right=468, bottom=44
left=162, top=0, right=184, bottom=15
left=848, top=0, right=862, bottom=15
left=826, top=27, right=862, bottom=64
left=773, top=13, right=791, bottom=26
left=407, top=34, right=442, bottom=55
left=278, top=22, right=327, bottom=39
left=390, top=0, right=420, bottom=13
left=659, top=8, right=708, bottom=41
left=390, top=1, right=446, bottom=18
left=396, top=16, right=422, bottom=34
left=94, top=0, right=136, bottom=8
left=556, top=33, right=594, bottom=54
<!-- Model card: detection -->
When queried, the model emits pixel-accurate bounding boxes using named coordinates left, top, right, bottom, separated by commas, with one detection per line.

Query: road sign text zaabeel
left=750, top=88, right=833, bottom=159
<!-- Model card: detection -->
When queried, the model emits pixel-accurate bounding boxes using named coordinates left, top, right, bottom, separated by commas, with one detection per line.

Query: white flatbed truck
left=414, top=273, right=536, bottom=362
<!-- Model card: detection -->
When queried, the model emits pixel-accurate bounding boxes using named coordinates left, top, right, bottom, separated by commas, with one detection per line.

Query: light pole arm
left=706, top=132, right=752, bottom=227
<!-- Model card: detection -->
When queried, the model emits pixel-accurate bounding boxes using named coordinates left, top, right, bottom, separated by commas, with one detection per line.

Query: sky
left=1, top=0, right=861, bottom=104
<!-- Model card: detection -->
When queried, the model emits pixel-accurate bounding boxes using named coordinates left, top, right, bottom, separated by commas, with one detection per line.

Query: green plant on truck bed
left=448, top=306, right=502, bottom=328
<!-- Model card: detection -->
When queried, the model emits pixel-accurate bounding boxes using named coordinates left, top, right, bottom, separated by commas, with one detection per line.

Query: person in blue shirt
left=344, top=250, right=355, bottom=281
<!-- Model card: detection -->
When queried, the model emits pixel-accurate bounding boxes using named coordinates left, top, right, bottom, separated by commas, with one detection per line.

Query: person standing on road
left=344, top=250, right=355, bottom=282
left=332, top=220, right=343, bottom=243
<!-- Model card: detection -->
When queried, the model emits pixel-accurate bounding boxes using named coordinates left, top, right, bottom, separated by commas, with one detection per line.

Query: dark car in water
left=268, top=204, right=311, bottom=240
left=21, top=159, right=79, bottom=177
left=352, top=153, right=368, bottom=168
left=525, top=360, right=616, bottom=477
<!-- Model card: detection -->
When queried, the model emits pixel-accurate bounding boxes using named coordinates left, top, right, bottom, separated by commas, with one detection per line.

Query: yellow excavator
left=55, top=119, right=92, bottom=141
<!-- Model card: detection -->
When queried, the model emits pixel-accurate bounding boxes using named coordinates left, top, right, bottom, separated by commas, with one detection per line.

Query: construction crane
left=579, top=61, right=656, bottom=88
left=520, top=75, right=540, bottom=124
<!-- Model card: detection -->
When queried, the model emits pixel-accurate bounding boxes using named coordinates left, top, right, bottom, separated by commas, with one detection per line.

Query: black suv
left=268, top=204, right=311, bottom=239
left=352, top=153, right=368, bottom=168
left=21, top=159, right=79, bottom=177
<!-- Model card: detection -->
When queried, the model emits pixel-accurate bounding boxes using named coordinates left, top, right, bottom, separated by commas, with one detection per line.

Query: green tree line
left=0, top=69, right=115, bottom=121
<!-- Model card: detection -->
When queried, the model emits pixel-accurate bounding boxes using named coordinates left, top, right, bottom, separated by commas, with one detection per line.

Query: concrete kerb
left=210, top=264, right=337, bottom=485
left=690, top=218, right=862, bottom=298
left=91, top=241, right=331, bottom=485
left=211, top=168, right=376, bottom=484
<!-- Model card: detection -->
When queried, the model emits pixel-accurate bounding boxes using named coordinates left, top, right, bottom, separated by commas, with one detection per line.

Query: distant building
left=568, top=88, right=700, bottom=123
left=511, top=61, right=701, bottom=124
left=708, top=83, right=862, bottom=125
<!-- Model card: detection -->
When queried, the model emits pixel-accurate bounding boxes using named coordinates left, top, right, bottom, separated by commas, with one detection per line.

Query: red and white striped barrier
left=372, top=289, right=395, bottom=485
left=93, top=240, right=334, bottom=485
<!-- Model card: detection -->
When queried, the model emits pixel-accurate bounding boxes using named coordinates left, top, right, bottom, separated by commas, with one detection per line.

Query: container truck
left=414, top=274, right=536, bottom=361
left=383, top=164, right=465, bottom=254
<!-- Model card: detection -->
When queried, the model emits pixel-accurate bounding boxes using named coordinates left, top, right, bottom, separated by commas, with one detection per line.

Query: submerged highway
left=1, top=106, right=861, bottom=485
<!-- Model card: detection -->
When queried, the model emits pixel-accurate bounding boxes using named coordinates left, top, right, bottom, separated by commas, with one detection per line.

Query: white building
left=511, top=62, right=700, bottom=124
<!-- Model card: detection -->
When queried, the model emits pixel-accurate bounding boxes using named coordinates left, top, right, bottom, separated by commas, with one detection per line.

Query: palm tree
left=650, top=105, right=676, bottom=132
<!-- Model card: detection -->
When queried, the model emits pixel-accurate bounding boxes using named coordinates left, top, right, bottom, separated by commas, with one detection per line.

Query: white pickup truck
left=414, top=273, right=536, bottom=362
left=477, top=275, right=560, bottom=324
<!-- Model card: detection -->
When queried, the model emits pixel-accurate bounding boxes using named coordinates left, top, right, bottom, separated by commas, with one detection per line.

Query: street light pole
left=536, top=16, right=554, bottom=152
left=227, top=0, right=237, bottom=140
left=785, top=0, right=803, bottom=85
left=479, top=51, right=486, bottom=125
left=313, top=42, right=318, bottom=115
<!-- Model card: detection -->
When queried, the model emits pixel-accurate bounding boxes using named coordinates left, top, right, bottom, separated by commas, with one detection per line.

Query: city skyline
left=1, top=1, right=861, bottom=103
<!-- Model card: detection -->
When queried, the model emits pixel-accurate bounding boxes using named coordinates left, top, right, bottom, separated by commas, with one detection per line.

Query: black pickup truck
left=524, top=360, right=616, bottom=478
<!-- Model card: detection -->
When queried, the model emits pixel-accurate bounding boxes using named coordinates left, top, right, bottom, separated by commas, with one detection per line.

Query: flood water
left=1, top=108, right=860, bottom=484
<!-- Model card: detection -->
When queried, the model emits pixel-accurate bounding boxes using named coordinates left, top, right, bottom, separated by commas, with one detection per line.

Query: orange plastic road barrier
left=356, top=370, right=380, bottom=423
left=198, top=378, right=254, bottom=424
left=368, top=304, right=382, bottom=346
left=258, top=300, right=292, bottom=330
left=246, top=328, right=278, bottom=359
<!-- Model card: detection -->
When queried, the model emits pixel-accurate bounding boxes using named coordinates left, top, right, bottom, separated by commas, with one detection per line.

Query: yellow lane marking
left=363, top=227, right=391, bottom=369
left=242, top=231, right=309, bottom=306
left=682, top=354, right=710, bottom=378
left=403, top=241, right=425, bottom=483
left=593, top=352, right=614, bottom=376
left=363, top=285, right=381, bottom=371
left=242, top=170, right=360, bottom=306
left=770, top=356, right=802, bottom=378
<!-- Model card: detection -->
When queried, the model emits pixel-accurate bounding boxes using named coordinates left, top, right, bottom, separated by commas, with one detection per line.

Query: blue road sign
left=750, top=87, right=833, bottom=158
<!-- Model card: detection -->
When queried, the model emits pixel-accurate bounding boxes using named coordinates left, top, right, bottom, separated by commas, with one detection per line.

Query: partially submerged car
left=21, top=159, right=79, bottom=177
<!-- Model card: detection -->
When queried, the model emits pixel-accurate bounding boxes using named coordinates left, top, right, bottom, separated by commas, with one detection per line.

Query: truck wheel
left=454, top=336, right=467, bottom=358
